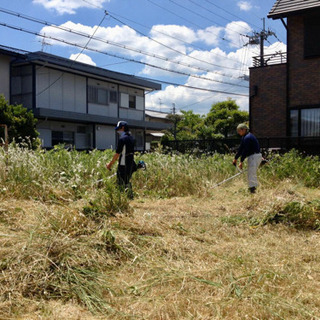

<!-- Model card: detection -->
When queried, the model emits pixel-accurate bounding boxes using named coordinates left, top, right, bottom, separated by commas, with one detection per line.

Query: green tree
left=0, top=95, right=40, bottom=149
left=163, top=110, right=205, bottom=140
left=205, top=99, right=249, bottom=138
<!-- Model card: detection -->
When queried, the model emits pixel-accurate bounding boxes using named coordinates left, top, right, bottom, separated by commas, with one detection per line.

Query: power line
left=203, top=0, right=261, bottom=30
left=0, top=7, right=249, bottom=80
left=145, top=0, right=242, bottom=48
left=139, top=76, right=248, bottom=97
left=179, top=94, right=216, bottom=110
left=81, top=0, right=249, bottom=68
left=0, top=21, right=248, bottom=90
left=36, top=12, right=107, bottom=97
left=0, top=22, right=248, bottom=98
left=169, top=0, right=251, bottom=35
left=107, top=10, right=244, bottom=72
left=84, top=0, right=243, bottom=61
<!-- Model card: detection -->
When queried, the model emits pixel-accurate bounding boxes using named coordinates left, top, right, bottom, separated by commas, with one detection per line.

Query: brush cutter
left=96, top=160, right=147, bottom=184
left=211, top=156, right=268, bottom=189
left=211, top=164, right=245, bottom=189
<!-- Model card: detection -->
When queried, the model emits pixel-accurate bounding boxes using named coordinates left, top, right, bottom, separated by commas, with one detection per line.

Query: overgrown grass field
left=0, top=146, right=320, bottom=319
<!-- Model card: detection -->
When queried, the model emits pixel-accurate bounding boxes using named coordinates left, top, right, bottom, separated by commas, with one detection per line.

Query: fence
left=162, top=137, right=320, bottom=156
left=252, top=52, right=287, bottom=67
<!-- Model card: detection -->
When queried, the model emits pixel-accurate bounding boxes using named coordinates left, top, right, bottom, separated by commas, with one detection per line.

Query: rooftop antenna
left=39, top=33, right=52, bottom=52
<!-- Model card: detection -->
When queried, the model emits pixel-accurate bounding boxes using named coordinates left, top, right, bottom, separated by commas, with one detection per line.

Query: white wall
left=89, top=103, right=118, bottom=117
left=119, top=108, right=144, bottom=120
left=36, top=67, right=86, bottom=113
left=37, top=128, right=51, bottom=148
left=0, top=55, right=11, bottom=100
left=95, top=125, right=115, bottom=150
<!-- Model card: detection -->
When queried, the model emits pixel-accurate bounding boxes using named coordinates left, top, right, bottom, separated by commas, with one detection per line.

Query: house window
left=290, top=108, right=320, bottom=137
left=301, top=109, right=320, bottom=136
left=52, top=131, right=75, bottom=146
left=110, top=91, right=118, bottom=103
left=304, top=16, right=320, bottom=58
left=88, top=86, right=109, bottom=105
left=129, top=95, right=136, bottom=109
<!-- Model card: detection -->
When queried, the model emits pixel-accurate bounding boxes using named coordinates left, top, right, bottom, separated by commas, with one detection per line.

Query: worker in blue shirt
left=107, top=121, right=135, bottom=198
left=232, top=123, right=262, bottom=193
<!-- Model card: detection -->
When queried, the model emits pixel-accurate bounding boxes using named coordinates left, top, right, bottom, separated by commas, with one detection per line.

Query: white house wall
left=36, top=67, right=86, bottom=113
left=120, top=93, right=129, bottom=108
left=37, top=128, right=51, bottom=148
left=95, top=125, right=115, bottom=150
left=0, top=55, right=10, bottom=100
left=119, top=108, right=144, bottom=120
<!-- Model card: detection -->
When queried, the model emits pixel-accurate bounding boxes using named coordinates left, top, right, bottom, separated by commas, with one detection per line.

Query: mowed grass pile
left=0, top=145, right=320, bottom=319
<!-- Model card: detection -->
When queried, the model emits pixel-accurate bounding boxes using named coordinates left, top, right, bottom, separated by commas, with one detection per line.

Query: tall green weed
left=262, top=149, right=320, bottom=188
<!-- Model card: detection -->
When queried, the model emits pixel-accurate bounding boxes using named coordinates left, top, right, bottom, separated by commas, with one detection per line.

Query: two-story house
left=250, top=0, right=320, bottom=150
left=0, top=45, right=171, bottom=150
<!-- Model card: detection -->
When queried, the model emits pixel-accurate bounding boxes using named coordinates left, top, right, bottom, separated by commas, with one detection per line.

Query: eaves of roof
left=268, top=0, right=320, bottom=19
left=12, top=51, right=162, bottom=91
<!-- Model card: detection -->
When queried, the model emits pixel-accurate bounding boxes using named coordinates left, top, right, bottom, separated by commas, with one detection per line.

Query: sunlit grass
left=0, top=145, right=319, bottom=319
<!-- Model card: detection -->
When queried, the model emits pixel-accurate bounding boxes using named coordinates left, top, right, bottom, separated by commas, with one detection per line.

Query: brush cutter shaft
left=212, top=170, right=244, bottom=188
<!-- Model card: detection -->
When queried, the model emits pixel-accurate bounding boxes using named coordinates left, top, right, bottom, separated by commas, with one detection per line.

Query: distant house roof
left=7, top=47, right=161, bottom=91
left=145, top=109, right=170, bottom=119
left=268, top=0, right=320, bottom=19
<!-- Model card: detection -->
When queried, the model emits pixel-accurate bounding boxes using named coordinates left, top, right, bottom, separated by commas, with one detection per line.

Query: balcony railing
left=253, top=52, right=287, bottom=67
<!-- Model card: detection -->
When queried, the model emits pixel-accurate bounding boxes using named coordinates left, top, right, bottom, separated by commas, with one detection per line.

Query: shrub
left=0, top=95, right=40, bottom=149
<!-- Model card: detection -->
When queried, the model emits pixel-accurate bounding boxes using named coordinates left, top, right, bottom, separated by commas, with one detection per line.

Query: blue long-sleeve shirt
left=235, top=132, right=260, bottom=162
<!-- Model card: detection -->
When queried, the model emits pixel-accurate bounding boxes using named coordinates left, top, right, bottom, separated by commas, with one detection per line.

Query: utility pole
left=172, top=103, right=176, bottom=115
left=246, top=18, right=276, bottom=67
left=158, top=98, right=162, bottom=112
left=172, top=103, right=177, bottom=140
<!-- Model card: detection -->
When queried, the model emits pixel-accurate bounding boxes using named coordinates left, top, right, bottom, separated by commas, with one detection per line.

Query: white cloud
left=224, top=21, right=252, bottom=48
left=37, top=19, right=287, bottom=113
left=237, top=1, right=252, bottom=11
left=33, top=0, right=109, bottom=15
left=197, top=26, right=223, bottom=46
left=69, top=53, right=96, bottom=66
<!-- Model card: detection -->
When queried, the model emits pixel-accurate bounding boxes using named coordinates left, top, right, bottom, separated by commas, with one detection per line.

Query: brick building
left=250, top=0, right=320, bottom=144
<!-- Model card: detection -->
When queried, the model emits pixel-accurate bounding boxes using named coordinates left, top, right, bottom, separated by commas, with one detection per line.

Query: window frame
left=290, top=106, right=320, bottom=137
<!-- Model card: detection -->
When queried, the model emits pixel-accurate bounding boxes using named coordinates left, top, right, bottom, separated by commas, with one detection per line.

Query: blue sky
left=0, top=0, right=286, bottom=113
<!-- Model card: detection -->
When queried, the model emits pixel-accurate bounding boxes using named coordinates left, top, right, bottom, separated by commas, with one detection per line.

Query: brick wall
left=288, top=15, right=320, bottom=107
left=250, top=64, right=287, bottom=138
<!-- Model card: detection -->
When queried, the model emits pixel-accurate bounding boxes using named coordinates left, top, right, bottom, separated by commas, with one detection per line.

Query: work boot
left=249, top=187, right=256, bottom=194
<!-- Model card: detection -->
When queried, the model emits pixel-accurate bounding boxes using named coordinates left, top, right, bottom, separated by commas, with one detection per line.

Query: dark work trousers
left=117, top=162, right=134, bottom=198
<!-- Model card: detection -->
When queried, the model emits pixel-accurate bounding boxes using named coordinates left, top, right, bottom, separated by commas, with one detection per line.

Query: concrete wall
left=36, top=67, right=87, bottom=113
left=95, top=125, right=115, bottom=150
left=0, top=55, right=11, bottom=100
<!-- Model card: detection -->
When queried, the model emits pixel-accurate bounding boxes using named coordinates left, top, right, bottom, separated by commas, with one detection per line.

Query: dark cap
left=115, top=121, right=128, bottom=130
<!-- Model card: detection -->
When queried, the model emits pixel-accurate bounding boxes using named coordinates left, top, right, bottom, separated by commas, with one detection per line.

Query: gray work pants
left=247, top=153, right=262, bottom=188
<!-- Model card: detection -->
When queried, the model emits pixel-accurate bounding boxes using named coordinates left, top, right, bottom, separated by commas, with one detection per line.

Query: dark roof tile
left=268, top=0, right=320, bottom=19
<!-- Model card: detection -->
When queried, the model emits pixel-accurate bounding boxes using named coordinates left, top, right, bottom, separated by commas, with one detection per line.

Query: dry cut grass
left=1, top=176, right=320, bottom=319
